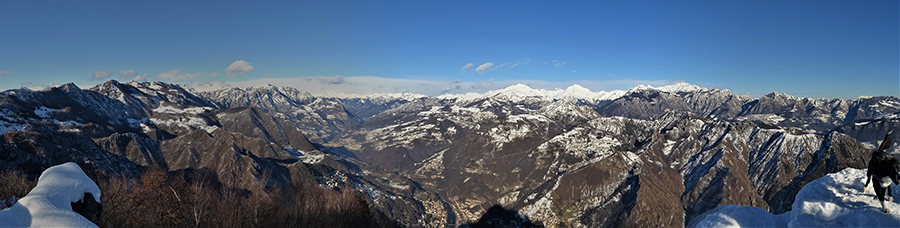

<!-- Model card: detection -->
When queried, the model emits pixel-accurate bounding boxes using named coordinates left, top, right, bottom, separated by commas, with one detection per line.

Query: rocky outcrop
left=71, top=192, right=102, bottom=224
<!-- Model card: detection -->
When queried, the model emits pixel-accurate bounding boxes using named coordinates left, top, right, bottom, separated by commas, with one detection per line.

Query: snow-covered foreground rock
left=0, top=162, right=101, bottom=228
left=691, top=168, right=900, bottom=227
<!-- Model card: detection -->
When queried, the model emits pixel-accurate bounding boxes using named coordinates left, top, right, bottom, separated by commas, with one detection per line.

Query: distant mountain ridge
left=1, top=79, right=898, bottom=227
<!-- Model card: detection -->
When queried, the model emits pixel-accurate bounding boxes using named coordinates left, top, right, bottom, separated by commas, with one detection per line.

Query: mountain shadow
left=460, top=205, right=544, bottom=228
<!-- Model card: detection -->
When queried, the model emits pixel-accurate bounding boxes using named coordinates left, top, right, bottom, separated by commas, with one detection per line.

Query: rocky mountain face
left=331, top=89, right=873, bottom=226
left=336, top=93, right=426, bottom=121
left=199, top=85, right=364, bottom=143
left=0, top=80, right=897, bottom=227
left=0, top=83, right=144, bottom=176
left=0, top=81, right=451, bottom=227
left=835, top=111, right=900, bottom=154
left=594, top=85, right=900, bottom=134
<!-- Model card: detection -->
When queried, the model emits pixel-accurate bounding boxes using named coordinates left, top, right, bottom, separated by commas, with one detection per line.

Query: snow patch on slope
left=0, top=123, right=26, bottom=134
left=149, top=105, right=218, bottom=133
left=690, top=168, right=900, bottom=227
left=153, top=105, right=213, bottom=114
left=0, top=162, right=101, bottom=228
left=33, top=106, right=62, bottom=119
left=487, top=124, right=533, bottom=148
left=149, top=116, right=218, bottom=133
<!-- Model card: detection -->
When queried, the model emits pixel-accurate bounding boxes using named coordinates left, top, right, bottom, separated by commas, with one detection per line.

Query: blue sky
left=1, top=1, right=897, bottom=99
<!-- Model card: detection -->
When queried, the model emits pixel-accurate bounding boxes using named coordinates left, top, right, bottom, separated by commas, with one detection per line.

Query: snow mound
left=691, top=168, right=900, bottom=227
left=0, top=162, right=101, bottom=228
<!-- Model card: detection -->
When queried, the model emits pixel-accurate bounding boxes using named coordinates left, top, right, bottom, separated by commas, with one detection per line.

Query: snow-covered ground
left=690, top=168, right=900, bottom=227
left=0, top=162, right=101, bottom=228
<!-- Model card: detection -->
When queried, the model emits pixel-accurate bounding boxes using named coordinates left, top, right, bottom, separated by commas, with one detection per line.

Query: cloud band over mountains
left=189, top=76, right=670, bottom=97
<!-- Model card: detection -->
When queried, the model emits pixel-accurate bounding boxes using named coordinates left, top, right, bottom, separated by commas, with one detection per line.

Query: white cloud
left=152, top=70, right=217, bottom=82
left=552, top=60, right=565, bottom=68
left=183, top=72, right=207, bottom=78
left=224, top=60, right=255, bottom=76
left=475, top=63, right=494, bottom=73
left=92, top=69, right=114, bottom=80
left=198, top=75, right=672, bottom=97
left=189, top=80, right=231, bottom=92
left=120, top=70, right=137, bottom=78
left=519, top=58, right=531, bottom=66
left=27, top=83, right=61, bottom=91
left=496, top=59, right=529, bottom=70
left=318, top=76, right=346, bottom=85
left=156, top=70, right=182, bottom=81
left=0, top=71, right=9, bottom=75
left=119, top=70, right=151, bottom=81
left=117, top=70, right=148, bottom=81
left=463, top=59, right=528, bottom=73
left=461, top=63, right=475, bottom=72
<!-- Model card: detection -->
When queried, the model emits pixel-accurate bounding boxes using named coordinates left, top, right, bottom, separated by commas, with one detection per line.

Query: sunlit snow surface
left=691, top=168, right=900, bottom=227
left=0, top=162, right=101, bottom=228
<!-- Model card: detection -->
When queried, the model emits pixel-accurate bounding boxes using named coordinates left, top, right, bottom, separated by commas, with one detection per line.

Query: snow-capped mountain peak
left=249, top=83, right=278, bottom=90
left=438, top=83, right=628, bottom=103
left=489, top=83, right=543, bottom=97
left=59, top=83, right=82, bottom=93
left=628, top=84, right=655, bottom=92
left=325, top=92, right=427, bottom=102
left=562, top=84, right=592, bottom=97
left=628, top=82, right=706, bottom=94
left=657, top=82, right=705, bottom=93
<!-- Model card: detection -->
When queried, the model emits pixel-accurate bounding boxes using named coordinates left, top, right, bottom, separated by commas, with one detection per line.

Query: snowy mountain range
left=0, top=80, right=898, bottom=227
